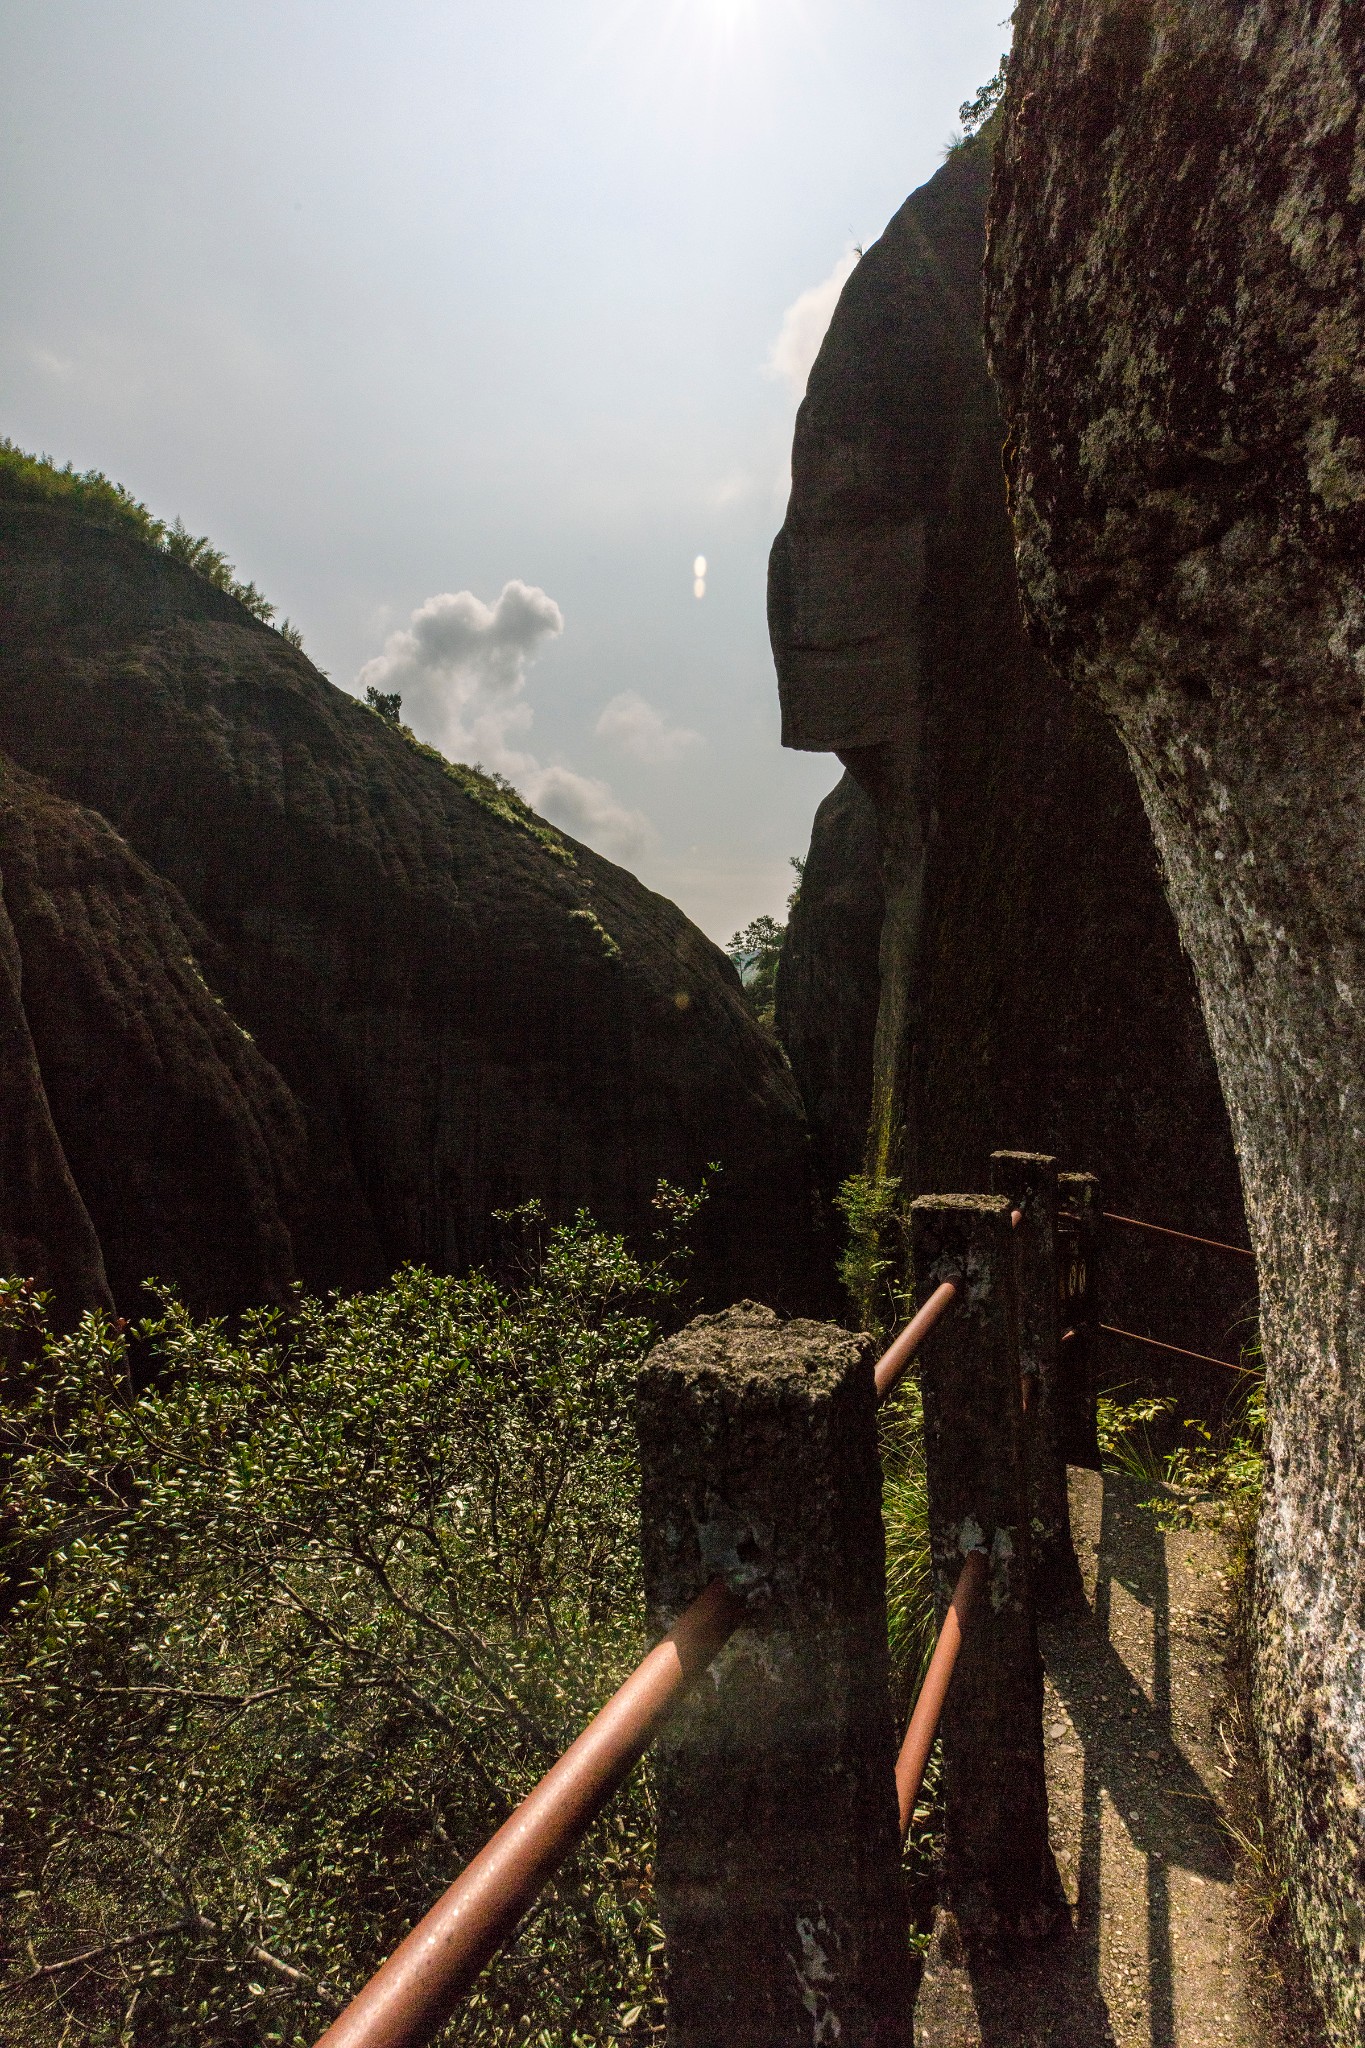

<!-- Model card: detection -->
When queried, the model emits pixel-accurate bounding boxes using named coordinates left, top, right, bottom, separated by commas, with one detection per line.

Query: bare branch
left=1, top=1915, right=216, bottom=1995
left=246, top=1944, right=344, bottom=2013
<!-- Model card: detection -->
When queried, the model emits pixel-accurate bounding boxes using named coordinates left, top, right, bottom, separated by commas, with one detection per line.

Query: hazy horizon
left=2, top=0, right=1009, bottom=941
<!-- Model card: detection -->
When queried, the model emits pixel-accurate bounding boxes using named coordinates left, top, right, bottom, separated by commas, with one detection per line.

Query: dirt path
left=914, top=1469, right=1317, bottom=2048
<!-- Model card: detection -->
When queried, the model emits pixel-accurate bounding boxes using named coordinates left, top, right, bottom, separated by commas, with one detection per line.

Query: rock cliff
left=986, top=5, right=1365, bottom=2031
left=769, top=131, right=1249, bottom=1385
left=775, top=770, right=884, bottom=1201
left=0, top=498, right=818, bottom=1320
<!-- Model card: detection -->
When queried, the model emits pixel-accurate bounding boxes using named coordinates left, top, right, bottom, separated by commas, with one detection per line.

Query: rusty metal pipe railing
left=313, top=1578, right=742, bottom=2048
left=1102, top=1210, right=1254, bottom=1260
left=874, top=1211, right=1017, bottom=1407
left=874, top=1282, right=959, bottom=1402
left=319, top=1279, right=985, bottom=2048
left=1100, top=1322, right=1248, bottom=1373
left=895, top=1548, right=987, bottom=1839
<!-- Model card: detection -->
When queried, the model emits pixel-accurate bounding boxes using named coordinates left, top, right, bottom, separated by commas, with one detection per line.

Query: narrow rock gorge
left=770, top=129, right=1249, bottom=1385
left=987, top=4, right=1365, bottom=2033
left=0, top=496, right=819, bottom=1320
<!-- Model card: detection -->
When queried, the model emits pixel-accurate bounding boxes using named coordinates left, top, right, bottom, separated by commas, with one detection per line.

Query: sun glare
left=582, top=0, right=814, bottom=140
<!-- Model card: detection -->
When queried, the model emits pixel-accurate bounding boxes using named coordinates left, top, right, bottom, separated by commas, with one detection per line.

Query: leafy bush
left=0, top=1196, right=705, bottom=2047
left=832, top=1173, right=907, bottom=1341
left=0, top=440, right=287, bottom=635
left=364, top=685, right=403, bottom=724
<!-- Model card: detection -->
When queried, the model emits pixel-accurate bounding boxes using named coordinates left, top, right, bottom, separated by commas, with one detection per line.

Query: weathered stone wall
left=769, top=132, right=1250, bottom=1392
left=0, top=501, right=821, bottom=1317
left=986, top=6, right=1365, bottom=2031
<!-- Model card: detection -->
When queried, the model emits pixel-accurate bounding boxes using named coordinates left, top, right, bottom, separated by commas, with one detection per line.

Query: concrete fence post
left=1057, top=1170, right=1102, bottom=1470
left=989, top=1149, right=1078, bottom=1605
left=909, top=1197, right=1064, bottom=1940
left=636, top=1302, right=913, bottom=2048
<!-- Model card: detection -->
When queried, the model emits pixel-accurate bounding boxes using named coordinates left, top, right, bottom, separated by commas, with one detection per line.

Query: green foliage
left=727, top=859, right=804, bottom=1035
left=0, top=439, right=292, bottom=638
left=727, top=913, right=784, bottom=1028
left=1096, top=1387, right=1177, bottom=1486
left=364, top=686, right=403, bottom=724
left=1096, top=1331, right=1264, bottom=1532
left=958, top=55, right=1009, bottom=137
left=355, top=680, right=573, bottom=863
left=569, top=907, right=622, bottom=962
left=0, top=1196, right=705, bottom=2047
left=880, top=1378, right=933, bottom=1696
left=877, top=1375, right=939, bottom=1949
left=408, top=736, right=574, bottom=864
left=832, top=1173, right=906, bottom=1340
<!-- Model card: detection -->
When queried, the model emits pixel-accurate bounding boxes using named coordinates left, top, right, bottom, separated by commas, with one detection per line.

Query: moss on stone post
left=1057, top=1171, right=1101, bottom=1470
left=636, top=1302, right=913, bottom=2048
left=990, top=1149, right=1078, bottom=1606
left=910, top=1195, right=1064, bottom=1940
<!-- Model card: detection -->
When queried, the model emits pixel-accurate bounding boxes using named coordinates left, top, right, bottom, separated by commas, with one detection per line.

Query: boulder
left=0, top=499, right=818, bottom=1318
left=986, top=4, right=1365, bottom=2030
left=769, top=131, right=1249, bottom=1385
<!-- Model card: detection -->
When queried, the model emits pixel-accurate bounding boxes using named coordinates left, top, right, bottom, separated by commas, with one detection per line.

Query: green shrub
left=0, top=1195, right=703, bottom=2047
left=880, top=1378, right=932, bottom=1697
left=832, top=1173, right=907, bottom=1340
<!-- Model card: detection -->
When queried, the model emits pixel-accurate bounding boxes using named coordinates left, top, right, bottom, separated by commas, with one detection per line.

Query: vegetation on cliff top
left=0, top=439, right=302, bottom=646
left=0, top=443, right=575, bottom=863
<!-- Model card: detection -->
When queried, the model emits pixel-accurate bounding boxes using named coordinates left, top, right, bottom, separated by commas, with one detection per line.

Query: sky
left=1, top=0, right=1011, bottom=943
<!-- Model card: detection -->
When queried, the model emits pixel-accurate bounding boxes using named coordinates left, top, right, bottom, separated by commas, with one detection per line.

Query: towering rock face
left=769, top=132, right=1248, bottom=1381
left=0, top=499, right=818, bottom=1320
left=986, top=5, right=1365, bottom=2031
left=774, top=771, right=884, bottom=1201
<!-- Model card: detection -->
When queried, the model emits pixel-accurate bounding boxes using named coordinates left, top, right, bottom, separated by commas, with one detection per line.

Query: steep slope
left=0, top=499, right=818, bottom=1316
left=768, top=130, right=1249, bottom=1382
left=986, top=6, right=1365, bottom=2031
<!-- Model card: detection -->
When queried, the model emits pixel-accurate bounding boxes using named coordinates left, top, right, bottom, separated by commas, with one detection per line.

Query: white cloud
left=355, top=580, right=653, bottom=866
left=764, top=247, right=859, bottom=402
left=357, top=579, right=565, bottom=754
left=523, top=763, right=653, bottom=862
left=596, top=690, right=704, bottom=765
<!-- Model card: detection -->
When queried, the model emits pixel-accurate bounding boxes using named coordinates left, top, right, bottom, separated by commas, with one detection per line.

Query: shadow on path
left=916, top=1471, right=1240, bottom=2048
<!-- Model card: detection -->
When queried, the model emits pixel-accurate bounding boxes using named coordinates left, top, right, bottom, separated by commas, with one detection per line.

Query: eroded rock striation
left=769, top=130, right=1248, bottom=1380
left=0, top=499, right=818, bottom=1320
left=987, top=5, right=1365, bottom=2029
